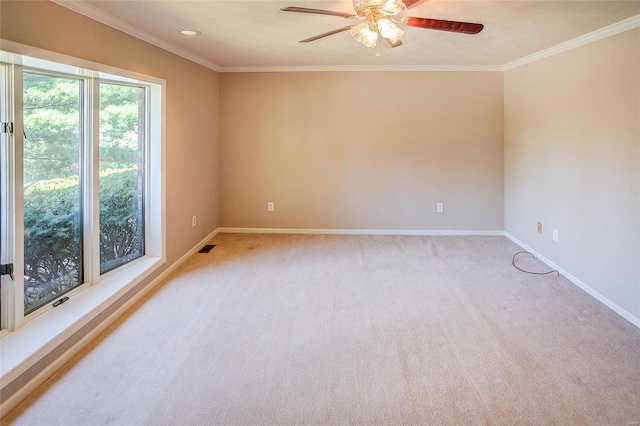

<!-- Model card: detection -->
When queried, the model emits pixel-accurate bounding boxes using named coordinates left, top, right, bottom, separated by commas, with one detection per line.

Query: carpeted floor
left=3, top=234, right=639, bottom=425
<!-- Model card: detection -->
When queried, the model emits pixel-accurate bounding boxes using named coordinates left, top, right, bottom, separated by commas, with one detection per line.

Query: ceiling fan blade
left=382, top=37, right=403, bottom=48
left=281, top=7, right=356, bottom=19
left=402, top=0, right=429, bottom=9
left=299, top=26, right=356, bottom=43
left=405, top=17, right=484, bottom=34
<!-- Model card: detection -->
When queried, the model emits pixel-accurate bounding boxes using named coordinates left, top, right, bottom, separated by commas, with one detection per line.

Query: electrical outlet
left=437, top=203, right=444, bottom=213
left=553, top=229, right=559, bottom=242
left=537, top=222, right=542, bottom=233
left=192, top=215, right=197, bottom=228
left=268, top=202, right=274, bottom=212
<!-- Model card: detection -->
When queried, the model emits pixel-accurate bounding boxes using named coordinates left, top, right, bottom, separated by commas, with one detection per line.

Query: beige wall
left=0, top=0, right=219, bottom=401
left=220, top=72, right=504, bottom=230
left=1, top=0, right=220, bottom=267
left=504, top=29, right=640, bottom=318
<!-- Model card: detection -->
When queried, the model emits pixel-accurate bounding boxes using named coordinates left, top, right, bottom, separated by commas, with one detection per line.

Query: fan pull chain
left=376, top=42, right=381, bottom=57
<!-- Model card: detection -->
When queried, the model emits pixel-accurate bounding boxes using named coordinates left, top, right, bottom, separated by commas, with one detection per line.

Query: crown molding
left=503, top=14, right=640, bottom=71
left=219, top=64, right=502, bottom=73
left=49, top=1, right=639, bottom=74
left=50, top=0, right=222, bottom=72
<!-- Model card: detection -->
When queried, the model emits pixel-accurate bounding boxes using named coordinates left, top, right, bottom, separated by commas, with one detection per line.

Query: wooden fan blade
left=402, top=0, right=429, bottom=9
left=382, top=37, right=403, bottom=48
left=405, top=17, right=484, bottom=34
left=299, top=26, right=356, bottom=43
left=281, top=7, right=356, bottom=19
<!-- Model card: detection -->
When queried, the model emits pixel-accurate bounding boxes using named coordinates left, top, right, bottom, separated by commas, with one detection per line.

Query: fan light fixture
left=350, top=0, right=406, bottom=49
left=281, top=2, right=484, bottom=52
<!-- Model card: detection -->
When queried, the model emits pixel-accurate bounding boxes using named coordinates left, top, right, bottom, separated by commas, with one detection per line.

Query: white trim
left=50, top=0, right=222, bottom=72
left=10, top=66, right=24, bottom=331
left=504, top=232, right=640, bottom=329
left=503, top=14, right=640, bottom=71
left=88, top=78, right=100, bottom=287
left=0, top=228, right=219, bottom=418
left=0, top=40, right=165, bottom=85
left=0, top=64, right=16, bottom=333
left=217, top=227, right=504, bottom=236
left=220, top=65, right=502, bottom=73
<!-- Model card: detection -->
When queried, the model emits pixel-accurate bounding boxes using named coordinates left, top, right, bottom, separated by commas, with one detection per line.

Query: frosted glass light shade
left=377, top=18, right=404, bottom=43
left=381, top=0, right=406, bottom=15
left=350, top=22, right=378, bottom=48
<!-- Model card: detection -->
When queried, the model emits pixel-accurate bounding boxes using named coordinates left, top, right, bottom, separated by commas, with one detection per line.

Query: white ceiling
left=57, top=0, right=640, bottom=71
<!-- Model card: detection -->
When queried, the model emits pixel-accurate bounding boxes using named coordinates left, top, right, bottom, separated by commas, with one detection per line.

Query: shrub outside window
left=99, top=83, right=146, bottom=274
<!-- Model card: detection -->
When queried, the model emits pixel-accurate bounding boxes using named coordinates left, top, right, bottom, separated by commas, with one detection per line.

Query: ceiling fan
left=281, top=0, right=484, bottom=52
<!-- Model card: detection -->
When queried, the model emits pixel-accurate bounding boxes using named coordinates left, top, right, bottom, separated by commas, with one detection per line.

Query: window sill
left=0, top=256, right=164, bottom=385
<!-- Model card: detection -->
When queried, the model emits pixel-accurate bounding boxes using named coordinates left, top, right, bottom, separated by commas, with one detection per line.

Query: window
left=99, top=83, right=146, bottom=274
left=23, top=72, right=84, bottom=314
left=0, top=48, right=164, bottom=335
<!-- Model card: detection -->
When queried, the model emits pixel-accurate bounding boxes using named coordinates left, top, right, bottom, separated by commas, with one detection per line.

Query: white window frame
left=0, top=62, right=18, bottom=338
left=0, top=40, right=166, bottom=389
left=20, top=68, right=89, bottom=318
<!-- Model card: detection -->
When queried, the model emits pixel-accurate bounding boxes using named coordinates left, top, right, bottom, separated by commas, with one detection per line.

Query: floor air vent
left=198, top=244, right=216, bottom=253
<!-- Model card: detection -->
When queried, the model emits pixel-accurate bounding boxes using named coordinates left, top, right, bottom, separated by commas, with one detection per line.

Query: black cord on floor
left=512, top=251, right=559, bottom=276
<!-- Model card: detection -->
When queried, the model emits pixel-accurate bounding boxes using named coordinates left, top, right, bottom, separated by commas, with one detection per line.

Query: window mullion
left=85, top=78, right=100, bottom=285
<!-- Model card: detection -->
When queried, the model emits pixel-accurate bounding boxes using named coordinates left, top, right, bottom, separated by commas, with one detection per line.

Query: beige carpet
left=3, top=234, right=639, bottom=425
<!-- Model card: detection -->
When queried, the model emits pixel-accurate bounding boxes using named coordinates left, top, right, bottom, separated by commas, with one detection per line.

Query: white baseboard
left=504, top=232, right=640, bottom=329
left=217, top=227, right=504, bottom=236
left=0, top=228, right=219, bottom=418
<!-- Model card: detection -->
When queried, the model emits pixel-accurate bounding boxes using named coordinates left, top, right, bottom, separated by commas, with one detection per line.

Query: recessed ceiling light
left=178, top=29, right=201, bottom=36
